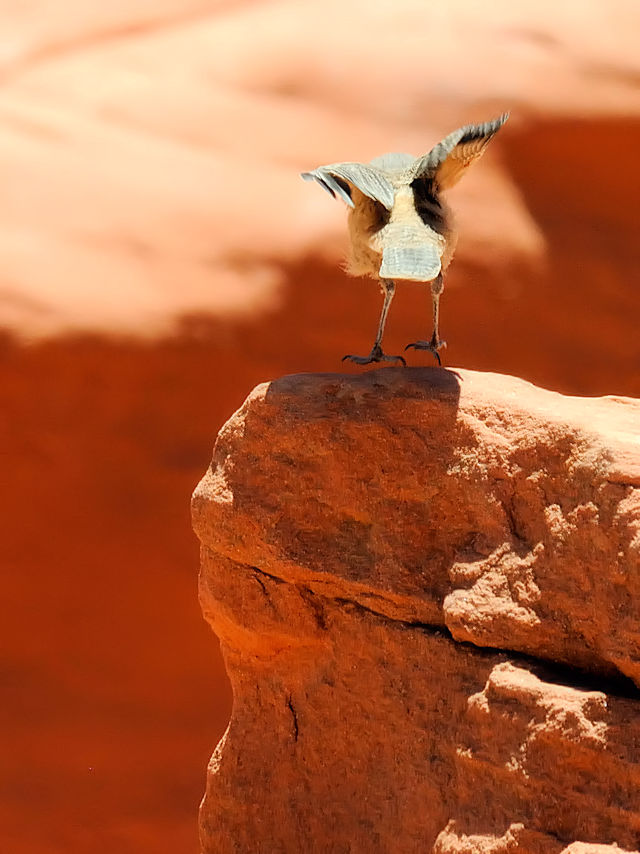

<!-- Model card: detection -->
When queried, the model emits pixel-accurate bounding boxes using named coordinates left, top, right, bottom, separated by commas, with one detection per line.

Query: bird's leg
left=342, top=279, right=406, bottom=366
left=404, top=273, right=447, bottom=366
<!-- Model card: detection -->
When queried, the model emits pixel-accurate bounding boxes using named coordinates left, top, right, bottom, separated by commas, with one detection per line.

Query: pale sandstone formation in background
left=194, top=368, right=640, bottom=853
left=1, top=0, right=638, bottom=341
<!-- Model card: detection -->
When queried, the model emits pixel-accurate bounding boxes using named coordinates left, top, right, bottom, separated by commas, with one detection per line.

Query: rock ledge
left=193, top=368, right=640, bottom=853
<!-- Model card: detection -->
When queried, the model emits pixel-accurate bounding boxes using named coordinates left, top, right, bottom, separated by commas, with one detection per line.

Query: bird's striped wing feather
left=301, top=163, right=395, bottom=209
left=411, top=113, right=509, bottom=191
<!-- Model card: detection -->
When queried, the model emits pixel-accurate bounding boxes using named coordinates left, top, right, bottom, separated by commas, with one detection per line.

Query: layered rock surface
left=193, top=367, right=640, bottom=853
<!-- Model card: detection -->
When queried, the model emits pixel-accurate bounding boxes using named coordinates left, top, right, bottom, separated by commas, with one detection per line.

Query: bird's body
left=346, top=182, right=455, bottom=283
left=301, top=114, right=509, bottom=366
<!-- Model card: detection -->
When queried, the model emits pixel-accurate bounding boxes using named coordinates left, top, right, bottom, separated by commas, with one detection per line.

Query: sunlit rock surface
left=194, top=368, right=640, bottom=852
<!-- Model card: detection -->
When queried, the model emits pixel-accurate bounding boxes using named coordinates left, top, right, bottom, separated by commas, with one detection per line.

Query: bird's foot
left=342, top=343, right=406, bottom=367
left=404, top=337, right=447, bottom=366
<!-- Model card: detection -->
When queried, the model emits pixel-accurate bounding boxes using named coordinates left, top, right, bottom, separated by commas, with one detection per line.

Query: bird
left=301, top=113, right=509, bottom=366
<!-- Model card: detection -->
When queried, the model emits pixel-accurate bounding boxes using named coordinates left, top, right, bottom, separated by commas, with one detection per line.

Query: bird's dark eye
left=411, top=177, right=446, bottom=233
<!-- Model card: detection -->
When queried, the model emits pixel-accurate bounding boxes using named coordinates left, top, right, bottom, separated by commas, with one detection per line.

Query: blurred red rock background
left=1, top=2, right=638, bottom=852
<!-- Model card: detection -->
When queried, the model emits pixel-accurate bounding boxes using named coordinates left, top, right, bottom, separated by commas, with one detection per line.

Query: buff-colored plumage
left=302, top=113, right=509, bottom=365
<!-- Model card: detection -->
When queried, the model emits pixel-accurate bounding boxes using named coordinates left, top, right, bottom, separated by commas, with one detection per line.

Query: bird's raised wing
left=301, top=162, right=395, bottom=210
left=410, top=113, right=509, bottom=191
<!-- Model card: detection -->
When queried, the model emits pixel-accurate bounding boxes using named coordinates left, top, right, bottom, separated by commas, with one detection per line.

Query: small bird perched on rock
left=301, top=113, right=509, bottom=366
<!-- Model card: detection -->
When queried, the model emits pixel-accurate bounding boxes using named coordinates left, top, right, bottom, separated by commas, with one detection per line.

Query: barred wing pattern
left=301, top=162, right=395, bottom=210
left=410, top=113, right=509, bottom=190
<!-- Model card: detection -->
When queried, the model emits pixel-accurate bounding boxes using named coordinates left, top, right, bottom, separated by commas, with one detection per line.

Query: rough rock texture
left=193, top=368, right=640, bottom=853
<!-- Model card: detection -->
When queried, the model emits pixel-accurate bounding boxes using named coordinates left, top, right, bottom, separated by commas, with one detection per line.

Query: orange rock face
left=193, top=368, right=640, bottom=852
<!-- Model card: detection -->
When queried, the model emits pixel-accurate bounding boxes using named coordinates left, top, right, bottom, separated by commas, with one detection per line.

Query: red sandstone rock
left=193, top=368, right=640, bottom=853
left=435, top=824, right=639, bottom=854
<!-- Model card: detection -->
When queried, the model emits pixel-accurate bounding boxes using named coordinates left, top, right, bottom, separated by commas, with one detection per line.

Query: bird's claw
left=404, top=338, right=447, bottom=366
left=342, top=344, right=406, bottom=367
